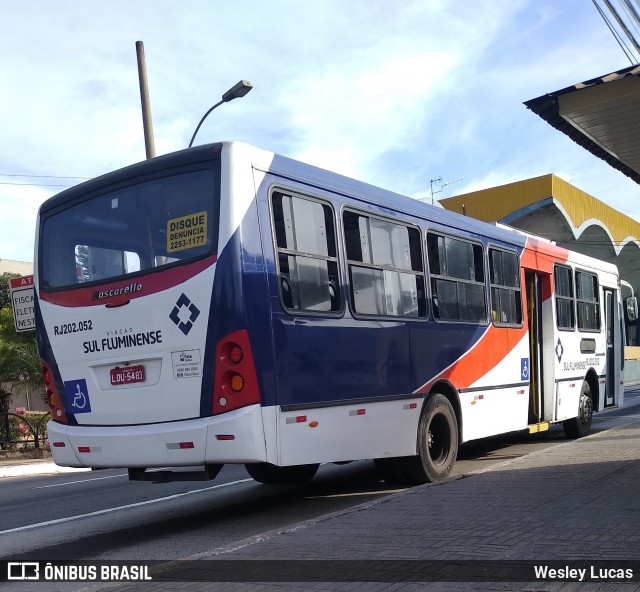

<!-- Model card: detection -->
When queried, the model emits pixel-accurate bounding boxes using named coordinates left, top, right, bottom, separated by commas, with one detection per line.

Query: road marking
left=0, top=478, right=253, bottom=535
left=305, top=488, right=406, bottom=499
left=36, top=472, right=128, bottom=488
left=35, top=467, right=175, bottom=489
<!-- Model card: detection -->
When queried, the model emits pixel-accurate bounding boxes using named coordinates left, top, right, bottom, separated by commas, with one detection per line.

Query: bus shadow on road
left=456, top=426, right=567, bottom=464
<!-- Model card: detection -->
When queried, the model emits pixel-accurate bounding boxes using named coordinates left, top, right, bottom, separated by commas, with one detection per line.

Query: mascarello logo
left=92, top=282, right=143, bottom=301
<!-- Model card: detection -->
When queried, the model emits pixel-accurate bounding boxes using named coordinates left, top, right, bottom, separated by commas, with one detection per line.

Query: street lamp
left=188, top=80, right=253, bottom=148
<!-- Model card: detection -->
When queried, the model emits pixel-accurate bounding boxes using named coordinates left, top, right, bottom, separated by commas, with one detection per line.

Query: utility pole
left=136, top=41, right=156, bottom=159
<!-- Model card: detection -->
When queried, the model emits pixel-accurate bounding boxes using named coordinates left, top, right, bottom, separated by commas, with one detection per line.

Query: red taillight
left=42, top=363, right=51, bottom=387
left=229, top=345, right=243, bottom=364
left=41, top=360, right=68, bottom=425
left=212, top=330, right=261, bottom=415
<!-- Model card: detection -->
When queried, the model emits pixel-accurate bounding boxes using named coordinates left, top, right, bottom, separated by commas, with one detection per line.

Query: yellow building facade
left=440, top=174, right=640, bottom=345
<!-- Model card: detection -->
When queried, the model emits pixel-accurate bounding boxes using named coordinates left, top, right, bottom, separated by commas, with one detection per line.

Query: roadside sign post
left=9, top=275, right=35, bottom=332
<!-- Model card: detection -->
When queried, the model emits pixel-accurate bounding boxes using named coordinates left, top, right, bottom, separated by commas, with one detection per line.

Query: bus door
left=525, top=271, right=545, bottom=425
left=604, top=288, right=620, bottom=407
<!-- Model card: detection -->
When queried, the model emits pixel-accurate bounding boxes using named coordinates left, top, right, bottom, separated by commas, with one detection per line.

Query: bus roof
left=38, top=143, right=224, bottom=215
left=39, top=140, right=618, bottom=277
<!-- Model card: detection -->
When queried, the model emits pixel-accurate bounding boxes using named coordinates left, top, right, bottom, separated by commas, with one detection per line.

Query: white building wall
left=0, top=259, right=33, bottom=275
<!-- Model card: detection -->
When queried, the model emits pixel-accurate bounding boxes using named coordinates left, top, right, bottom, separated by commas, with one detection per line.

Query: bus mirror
left=626, top=296, right=638, bottom=322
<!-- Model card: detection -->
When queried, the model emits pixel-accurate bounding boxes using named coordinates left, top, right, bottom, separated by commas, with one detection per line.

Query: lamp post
left=188, top=80, right=253, bottom=148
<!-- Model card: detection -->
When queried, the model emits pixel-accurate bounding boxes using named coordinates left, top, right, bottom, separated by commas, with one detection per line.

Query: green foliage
left=0, top=279, right=42, bottom=413
left=0, top=340, right=43, bottom=412
left=0, top=307, right=35, bottom=345
left=0, top=272, right=20, bottom=310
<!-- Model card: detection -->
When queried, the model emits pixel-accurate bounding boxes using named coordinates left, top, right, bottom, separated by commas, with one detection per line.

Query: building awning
left=525, top=64, right=640, bottom=185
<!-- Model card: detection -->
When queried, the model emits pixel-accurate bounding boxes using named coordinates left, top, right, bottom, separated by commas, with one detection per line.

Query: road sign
left=9, top=275, right=35, bottom=332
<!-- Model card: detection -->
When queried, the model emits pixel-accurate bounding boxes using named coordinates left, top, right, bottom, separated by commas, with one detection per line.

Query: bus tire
left=400, top=394, right=458, bottom=484
left=563, top=380, right=593, bottom=439
left=244, top=462, right=319, bottom=484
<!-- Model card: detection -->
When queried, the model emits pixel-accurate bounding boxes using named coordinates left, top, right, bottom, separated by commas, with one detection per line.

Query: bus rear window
left=40, top=169, right=218, bottom=290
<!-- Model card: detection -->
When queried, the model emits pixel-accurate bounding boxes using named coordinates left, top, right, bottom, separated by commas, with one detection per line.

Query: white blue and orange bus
left=35, top=142, right=627, bottom=484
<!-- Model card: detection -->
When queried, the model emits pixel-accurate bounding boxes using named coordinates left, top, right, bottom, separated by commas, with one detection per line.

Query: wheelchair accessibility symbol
left=521, top=358, right=529, bottom=381
left=64, top=379, right=92, bottom=414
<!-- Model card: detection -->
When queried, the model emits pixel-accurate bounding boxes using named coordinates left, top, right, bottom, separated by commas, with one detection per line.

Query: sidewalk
left=4, top=414, right=640, bottom=591
left=99, top=416, right=640, bottom=592
left=0, top=455, right=89, bottom=479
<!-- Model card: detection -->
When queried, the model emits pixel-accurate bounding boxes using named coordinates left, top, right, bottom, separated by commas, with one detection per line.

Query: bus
left=35, top=141, right=628, bottom=485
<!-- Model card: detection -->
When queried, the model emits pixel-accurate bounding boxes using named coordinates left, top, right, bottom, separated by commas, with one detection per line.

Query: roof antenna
left=430, top=177, right=464, bottom=205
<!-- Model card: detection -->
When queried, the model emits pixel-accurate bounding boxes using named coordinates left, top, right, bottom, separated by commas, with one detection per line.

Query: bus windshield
left=40, top=168, right=218, bottom=290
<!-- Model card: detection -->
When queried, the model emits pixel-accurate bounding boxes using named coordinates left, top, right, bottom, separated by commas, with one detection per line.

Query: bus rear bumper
left=46, top=405, right=267, bottom=469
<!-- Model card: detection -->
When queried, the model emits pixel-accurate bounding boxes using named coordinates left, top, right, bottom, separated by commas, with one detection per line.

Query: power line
left=0, top=182, right=77, bottom=187
left=592, top=0, right=640, bottom=63
left=0, top=173, right=89, bottom=179
left=0, top=174, right=89, bottom=188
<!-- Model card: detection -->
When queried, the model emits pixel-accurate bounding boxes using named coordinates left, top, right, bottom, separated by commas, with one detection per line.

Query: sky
left=2, top=0, right=639, bottom=263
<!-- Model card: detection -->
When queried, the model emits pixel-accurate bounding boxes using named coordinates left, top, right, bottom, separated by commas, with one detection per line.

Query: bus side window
left=489, top=248, right=522, bottom=326
left=576, top=270, right=600, bottom=332
left=427, top=232, right=487, bottom=323
left=271, top=191, right=341, bottom=314
left=343, top=211, right=425, bottom=319
left=554, top=264, right=575, bottom=330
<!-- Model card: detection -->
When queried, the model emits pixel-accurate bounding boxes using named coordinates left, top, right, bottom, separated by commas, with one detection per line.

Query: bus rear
left=35, top=143, right=268, bottom=479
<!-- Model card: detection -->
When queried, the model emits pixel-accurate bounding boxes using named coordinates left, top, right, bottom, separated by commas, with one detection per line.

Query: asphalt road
left=1, top=387, right=638, bottom=572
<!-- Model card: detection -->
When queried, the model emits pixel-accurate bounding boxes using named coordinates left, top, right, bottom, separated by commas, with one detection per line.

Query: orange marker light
left=47, top=390, right=57, bottom=407
left=230, top=374, right=244, bottom=392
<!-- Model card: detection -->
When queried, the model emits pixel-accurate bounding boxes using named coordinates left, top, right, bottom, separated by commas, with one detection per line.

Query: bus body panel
left=255, top=171, right=416, bottom=409
left=47, top=404, right=267, bottom=468
left=277, top=398, right=422, bottom=465
left=456, top=332, right=531, bottom=442
left=38, top=261, right=216, bottom=426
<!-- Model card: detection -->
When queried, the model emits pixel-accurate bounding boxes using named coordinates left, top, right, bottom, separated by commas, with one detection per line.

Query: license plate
left=110, top=365, right=145, bottom=386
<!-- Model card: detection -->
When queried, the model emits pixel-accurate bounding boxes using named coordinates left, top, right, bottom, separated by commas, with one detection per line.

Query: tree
left=0, top=272, right=20, bottom=310
left=0, top=292, right=43, bottom=413
left=0, top=340, right=42, bottom=413
left=0, top=307, right=35, bottom=346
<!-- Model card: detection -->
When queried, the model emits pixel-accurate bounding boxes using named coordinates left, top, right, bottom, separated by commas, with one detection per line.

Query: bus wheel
left=563, top=380, right=593, bottom=439
left=244, top=462, right=319, bottom=484
left=400, top=394, right=458, bottom=484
